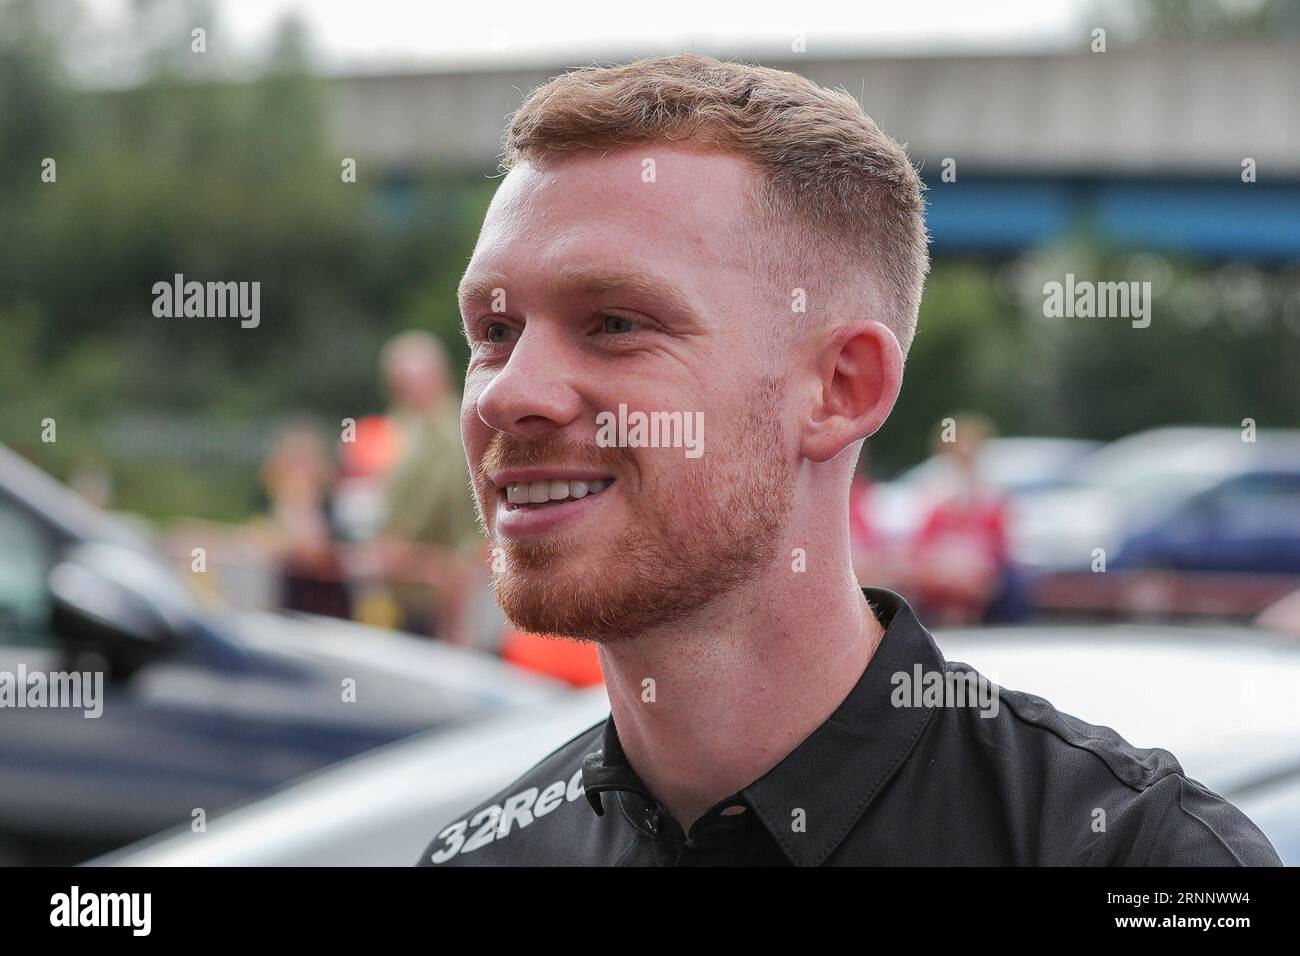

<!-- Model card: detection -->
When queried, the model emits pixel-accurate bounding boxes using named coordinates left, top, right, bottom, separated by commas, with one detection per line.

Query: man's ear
left=801, top=320, right=904, bottom=464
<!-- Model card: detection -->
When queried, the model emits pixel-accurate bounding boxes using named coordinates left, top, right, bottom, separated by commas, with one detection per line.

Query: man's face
left=459, top=146, right=796, bottom=641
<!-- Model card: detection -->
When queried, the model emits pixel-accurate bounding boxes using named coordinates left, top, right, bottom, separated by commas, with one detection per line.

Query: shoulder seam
left=988, top=682, right=1181, bottom=795
left=1166, top=775, right=1249, bottom=866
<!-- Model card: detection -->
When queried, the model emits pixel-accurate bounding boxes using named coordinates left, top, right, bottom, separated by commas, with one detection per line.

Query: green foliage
left=875, top=251, right=1300, bottom=474
left=0, top=1, right=493, bottom=518
left=2, top=0, right=1297, bottom=513
left=1092, top=0, right=1300, bottom=40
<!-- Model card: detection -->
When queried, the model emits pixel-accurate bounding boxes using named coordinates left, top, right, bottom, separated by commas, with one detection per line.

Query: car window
left=1210, top=473, right=1300, bottom=537
left=1115, top=472, right=1222, bottom=526
left=0, top=498, right=59, bottom=647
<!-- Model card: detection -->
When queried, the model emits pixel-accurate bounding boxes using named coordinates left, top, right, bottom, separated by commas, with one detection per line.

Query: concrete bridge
left=328, top=40, right=1300, bottom=259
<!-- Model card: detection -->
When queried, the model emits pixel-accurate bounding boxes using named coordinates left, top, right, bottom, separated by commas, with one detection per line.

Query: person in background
left=377, top=330, right=483, bottom=642
left=848, top=444, right=879, bottom=576
left=848, top=441, right=909, bottom=591
left=910, top=414, right=1013, bottom=626
left=259, top=422, right=352, bottom=619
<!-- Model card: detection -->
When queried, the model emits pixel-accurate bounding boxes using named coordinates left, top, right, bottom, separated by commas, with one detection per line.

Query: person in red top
left=911, top=415, right=1011, bottom=625
left=848, top=442, right=910, bottom=592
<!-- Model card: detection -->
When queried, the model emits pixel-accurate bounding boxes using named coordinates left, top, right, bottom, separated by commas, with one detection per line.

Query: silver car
left=92, top=621, right=1300, bottom=866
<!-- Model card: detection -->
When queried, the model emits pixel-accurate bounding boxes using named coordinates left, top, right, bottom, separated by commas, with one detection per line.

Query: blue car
left=1114, top=469, right=1300, bottom=573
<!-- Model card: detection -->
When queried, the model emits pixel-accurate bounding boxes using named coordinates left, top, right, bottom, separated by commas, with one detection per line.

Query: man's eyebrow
left=458, top=265, right=704, bottom=325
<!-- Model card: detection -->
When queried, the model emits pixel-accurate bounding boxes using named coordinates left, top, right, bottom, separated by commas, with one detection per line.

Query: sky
left=76, top=0, right=1092, bottom=77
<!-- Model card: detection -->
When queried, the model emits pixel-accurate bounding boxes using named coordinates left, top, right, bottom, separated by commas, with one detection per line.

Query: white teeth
left=504, top=478, right=611, bottom=504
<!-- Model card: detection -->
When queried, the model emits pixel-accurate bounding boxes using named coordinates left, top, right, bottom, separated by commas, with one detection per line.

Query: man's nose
left=475, top=325, right=583, bottom=439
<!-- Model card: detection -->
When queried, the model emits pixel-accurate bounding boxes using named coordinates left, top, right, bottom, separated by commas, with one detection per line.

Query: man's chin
left=493, top=568, right=623, bottom=644
left=492, top=544, right=686, bottom=643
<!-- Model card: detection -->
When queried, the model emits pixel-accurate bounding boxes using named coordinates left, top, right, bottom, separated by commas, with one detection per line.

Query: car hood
left=92, top=624, right=1300, bottom=866
left=126, top=610, right=564, bottom=737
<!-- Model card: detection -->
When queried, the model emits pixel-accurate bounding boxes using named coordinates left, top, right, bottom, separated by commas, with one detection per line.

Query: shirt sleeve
left=1114, top=773, right=1282, bottom=866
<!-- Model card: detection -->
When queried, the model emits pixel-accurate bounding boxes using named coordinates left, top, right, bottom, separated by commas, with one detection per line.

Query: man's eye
left=485, top=322, right=516, bottom=343
left=602, top=313, right=640, bottom=334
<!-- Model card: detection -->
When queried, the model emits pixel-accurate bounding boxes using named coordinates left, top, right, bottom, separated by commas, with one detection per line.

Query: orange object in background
left=340, top=414, right=402, bottom=478
left=500, top=630, right=603, bottom=687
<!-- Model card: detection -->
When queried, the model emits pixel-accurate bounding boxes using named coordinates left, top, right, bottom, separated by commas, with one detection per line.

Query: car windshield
left=1104, top=471, right=1225, bottom=522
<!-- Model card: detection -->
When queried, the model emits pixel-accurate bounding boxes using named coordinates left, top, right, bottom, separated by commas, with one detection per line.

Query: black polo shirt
left=417, top=588, right=1281, bottom=866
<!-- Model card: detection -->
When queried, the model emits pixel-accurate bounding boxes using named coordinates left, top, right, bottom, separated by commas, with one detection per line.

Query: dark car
left=0, top=445, right=559, bottom=865
left=1115, top=469, right=1300, bottom=574
left=1017, top=429, right=1300, bottom=617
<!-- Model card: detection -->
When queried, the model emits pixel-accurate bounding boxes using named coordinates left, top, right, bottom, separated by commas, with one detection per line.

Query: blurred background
left=2, top=0, right=1299, bottom=866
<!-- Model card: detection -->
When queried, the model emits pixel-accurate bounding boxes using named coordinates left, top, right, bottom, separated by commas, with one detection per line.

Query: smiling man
left=417, top=54, right=1280, bottom=866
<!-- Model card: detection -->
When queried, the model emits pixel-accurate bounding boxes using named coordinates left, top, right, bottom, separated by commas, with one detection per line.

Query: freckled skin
left=460, top=148, right=794, bottom=641
left=456, top=144, right=905, bottom=830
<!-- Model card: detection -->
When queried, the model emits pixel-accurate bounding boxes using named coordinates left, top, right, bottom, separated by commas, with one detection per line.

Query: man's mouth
left=501, top=478, right=614, bottom=510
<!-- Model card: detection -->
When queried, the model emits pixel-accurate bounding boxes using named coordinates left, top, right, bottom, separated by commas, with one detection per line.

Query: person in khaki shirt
left=376, top=330, right=482, bottom=642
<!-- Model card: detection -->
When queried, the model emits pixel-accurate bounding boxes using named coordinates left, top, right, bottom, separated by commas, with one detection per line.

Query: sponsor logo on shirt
left=428, top=768, right=585, bottom=863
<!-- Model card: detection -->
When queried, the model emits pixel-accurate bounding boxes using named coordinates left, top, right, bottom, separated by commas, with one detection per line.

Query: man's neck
left=596, top=567, right=883, bottom=833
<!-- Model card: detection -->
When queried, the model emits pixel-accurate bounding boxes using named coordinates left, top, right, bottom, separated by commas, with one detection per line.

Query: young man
left=417, top=54, right=1279, bottom=866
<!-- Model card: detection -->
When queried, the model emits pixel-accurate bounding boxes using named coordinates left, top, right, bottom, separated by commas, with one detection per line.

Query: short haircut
left=502, top=52, right=930, bottom=355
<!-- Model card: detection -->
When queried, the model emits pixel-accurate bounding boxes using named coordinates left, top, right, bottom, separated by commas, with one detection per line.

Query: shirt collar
left=579, top=587, right=943, bottom=865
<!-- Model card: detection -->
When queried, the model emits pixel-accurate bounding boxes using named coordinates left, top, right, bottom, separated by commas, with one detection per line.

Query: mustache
left=476, top=433, right=632, bottom=482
